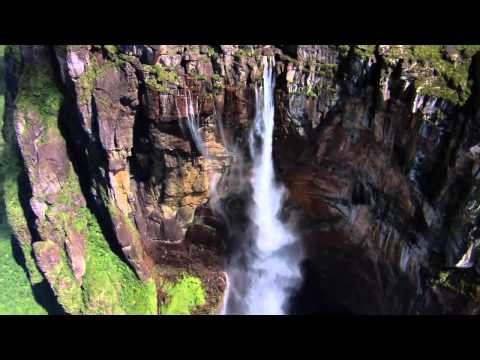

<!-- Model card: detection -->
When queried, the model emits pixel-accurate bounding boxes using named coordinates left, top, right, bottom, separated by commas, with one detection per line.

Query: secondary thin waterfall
left=177, top=89, right=209, bottom=158
left=225, top=56, right=302, bottom=315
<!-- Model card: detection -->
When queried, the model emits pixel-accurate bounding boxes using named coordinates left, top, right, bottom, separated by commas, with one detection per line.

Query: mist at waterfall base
left=223, top=57, right=303, bottom=315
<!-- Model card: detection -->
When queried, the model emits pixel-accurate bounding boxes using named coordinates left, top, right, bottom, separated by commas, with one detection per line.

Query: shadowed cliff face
left=4, top=44, right=480, bottom=314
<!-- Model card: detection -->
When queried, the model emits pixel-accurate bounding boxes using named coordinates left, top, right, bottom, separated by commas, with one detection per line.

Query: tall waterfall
left=225, top=56, right=302, bottom=315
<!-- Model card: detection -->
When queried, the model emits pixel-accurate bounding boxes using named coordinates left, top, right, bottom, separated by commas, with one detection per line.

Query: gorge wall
left=3, top=44, right=480, bottom=314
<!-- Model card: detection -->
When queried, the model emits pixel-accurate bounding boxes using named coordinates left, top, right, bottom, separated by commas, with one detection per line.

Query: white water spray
left=226, top=57, right=302, bottom=315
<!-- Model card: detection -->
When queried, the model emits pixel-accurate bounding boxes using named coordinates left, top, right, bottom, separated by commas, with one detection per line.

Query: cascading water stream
left=176, top=89, right=209, bottom=158
left=224, top=56, right=302, bottom=315
left=187, top=90, right=208, bottom=157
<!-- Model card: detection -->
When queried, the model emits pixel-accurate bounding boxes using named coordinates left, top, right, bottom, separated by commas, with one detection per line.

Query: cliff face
left=4, top=44, right=480, bottom=314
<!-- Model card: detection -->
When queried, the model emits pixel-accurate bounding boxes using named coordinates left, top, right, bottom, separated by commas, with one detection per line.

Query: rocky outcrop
left=273, top=45, right=480, bottom=314
left=4, top=44, right=480, bottom=314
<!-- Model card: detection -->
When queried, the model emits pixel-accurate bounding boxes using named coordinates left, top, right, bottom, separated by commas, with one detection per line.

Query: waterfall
left=400, top=245, right=411, bottom=272
left=455, top=242, right=477, bottom=269
left=412, top=93, right=424, bottom=113
left=178, top=89, right=209, bottom=158
left=225, top=56, right=302, bottom=315
left=382, top=72, right=391, bottom=101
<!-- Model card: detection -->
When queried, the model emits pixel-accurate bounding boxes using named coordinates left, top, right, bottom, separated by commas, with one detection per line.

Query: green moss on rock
left=35, top=240, right=85, bottom=314
left=315, top=63, right=338, bottom=78
left=103, top=45, right=118, bottom=55
left=77, top=53, right=120, bottom=102
left=1, top=96, right=44, bottom=286
left=160, top=273, right=206, bottom=315
left=0, top=46, right=47, bottom=314
left=206, top=46, right=216, bottom=57
left=0, top=226, right=47, bottom=314
left=433, top=269, right=480, bottom=299
left=78, top=207, right=157, bottom=314
left=0, top=45, right=158, bottom=315
left=4, top=178, right=44, bottom=285
left=16, top=63, right=62, bottom=132
left=39, top=196, right=158, bottom=314
left=234, top=48, right=255, bottom=60
left=306, top=88, right=318, bottom=98
left=78, top=55, right=101, bottom=102
left=353, top=45, right=376, bottom=59
left=211, top=73, right=224, bottom=90
left=143, top=63, right=179, bottom=94
left=337, top=45, right=351, bottom=57
left=46, top=167, right=157, bottom=314
left=383, top=45, right=480, bottom=106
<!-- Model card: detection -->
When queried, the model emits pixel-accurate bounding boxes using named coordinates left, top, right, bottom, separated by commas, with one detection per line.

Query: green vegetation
left=103, top=45, right=118, bottom=55
left=77, top=207, right=157, bottom=315
left=234, top=48, right=255, bottom=60
left=334, top=45, right=480, bottom=106
left=384, top=45, right=480, bottom=106
left=57, top=167, right=83, bottom=207
left=36, top=167, right=158, bottom=314
left=3, top=177, right=44, bottom=285
left=337, top=45, right=351, bottom=57
left=297, top=60, right=338, bottom=82
left=411, top=45, right=480, bottom=105
left=353, top=45, right=376, bottom=58
left=46, top=168, right=158, bottom=314
left=306, top=87, right=318, bottom=98
left=118, top=53, right=137, bottom=64
left=76, top=51, right=124, bottom=103
left=41, top=183, right=158, bottom=314
left=102, top=46, right=121, bottom=63
left=0, top=45, right=47, bottom=314
left=4, top=178, right=26, bottom=231
left=143, top=63, right=179, bottom=94
left=16, top=63, right=62, bottom=131
left=160, top=273, right=206, bottom=315
left=434, top=269, right=480, bottom=299
left=0, top=45, right=4, bottom=95
left=195, top=73, right=207, bottom=81
left=35, top=240, right=84, bottom=314
left=206, top=46, right=216, bottom=57
left=0, top=226, right=47, bottom=314
left=149, top=64, right=180, bottom=83
left=0, top=45, right=157, bottom=315
left=78, top=54, right=103, bottom=102
left=1, top=122, right=44, bottom=287
left=145, top=77, right=170, bottom=93
left=0, top=45, right=44, bottom=286
left=212, top=73, right=224, bottom=89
